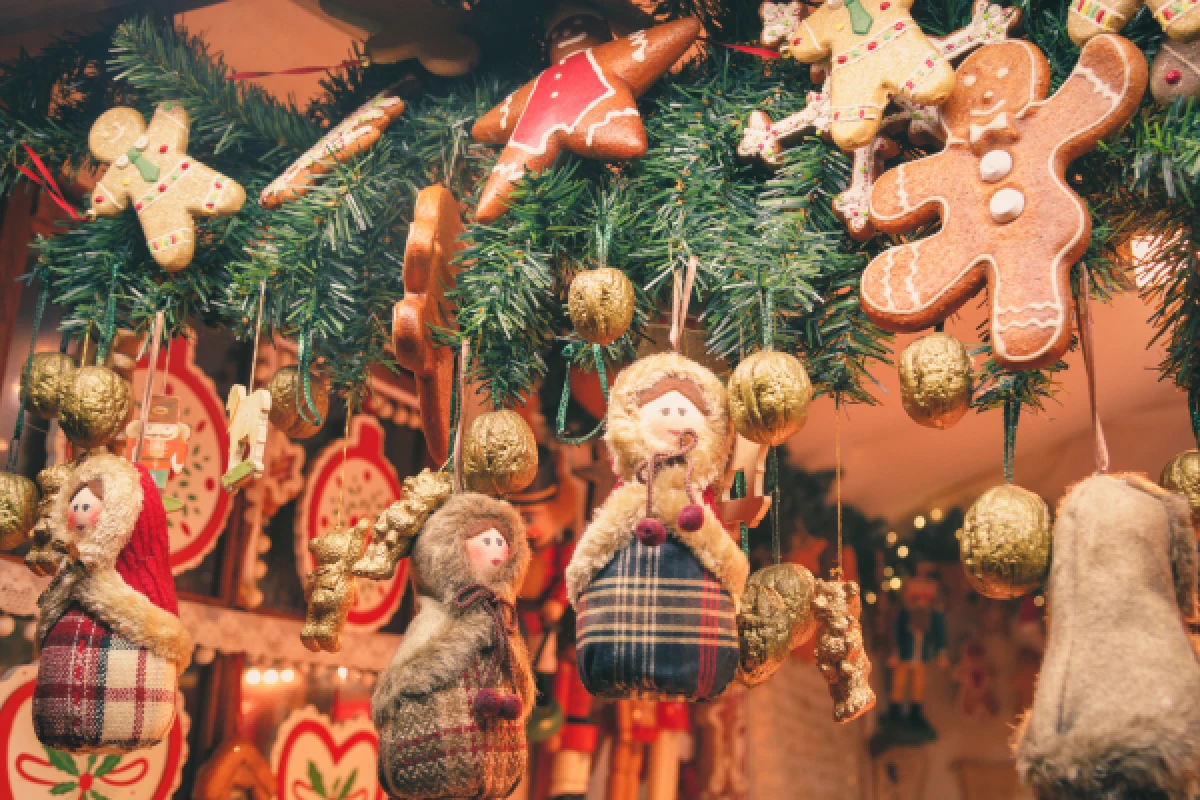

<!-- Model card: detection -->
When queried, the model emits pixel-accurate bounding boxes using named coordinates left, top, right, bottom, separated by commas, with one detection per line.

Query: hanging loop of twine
left=248, top=280, right=266, bottom=393
left=1075, top=268, right=1110, bottom=475
left=833, top=398, right=843, bottom=580
left=132, top=311, right=166, bottom=464
left=296, top=327, right=324, bottom=427
left=669, top=255, right=699, bottom=354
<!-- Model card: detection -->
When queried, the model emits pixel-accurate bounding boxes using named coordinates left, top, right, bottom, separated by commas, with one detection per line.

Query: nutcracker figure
left=884, top=563, right=948, bottom=741
left=124, top=395, right=190, bottom=511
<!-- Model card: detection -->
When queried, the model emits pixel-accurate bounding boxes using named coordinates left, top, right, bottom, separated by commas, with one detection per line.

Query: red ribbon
left=229, top=59, right=362, bottom=81
left=716, top=42, right=783, bottom=59
left=15, top=144, right=83, bottom=221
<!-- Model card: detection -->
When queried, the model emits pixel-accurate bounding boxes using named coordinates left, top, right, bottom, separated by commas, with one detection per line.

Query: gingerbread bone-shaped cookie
left=88, top=103, right=246, bottom=272
left=861, top=35, right=1147, bottom=370
left=1069, top=0, right=1200, bottom=46
left=779, top=0, right=957, bottom=151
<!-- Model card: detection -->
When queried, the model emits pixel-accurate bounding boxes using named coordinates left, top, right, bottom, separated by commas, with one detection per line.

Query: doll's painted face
left=638, top=389, right=706, bottom=452
left=466, top=526, right=512, bottom=582
left=67, top=484, right=103, bottom=539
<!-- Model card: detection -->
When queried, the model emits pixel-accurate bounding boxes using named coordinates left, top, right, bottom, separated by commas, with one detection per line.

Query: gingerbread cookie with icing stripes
left=778, top=0, right=957, bottom=151
left=1070, top=0, right=1200, bottom=47
left=88, top=103, right=246, bottom=272
left=860, top=35, right=1147, bottom=370
left=1151, top=38, right=1200, bottom=103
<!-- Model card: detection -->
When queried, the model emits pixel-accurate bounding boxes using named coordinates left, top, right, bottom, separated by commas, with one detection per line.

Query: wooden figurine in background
left=222, top=385, right=272, bottom=492
left=125, top=395, right=190, bottom=500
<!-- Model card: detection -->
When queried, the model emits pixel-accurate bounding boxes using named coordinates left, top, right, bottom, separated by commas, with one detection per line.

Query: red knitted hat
left=114, top=463, right=179, bottom=615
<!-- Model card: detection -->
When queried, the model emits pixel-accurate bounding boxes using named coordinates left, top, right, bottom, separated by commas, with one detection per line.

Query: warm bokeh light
left=245, top=668, right=261, bottom=685
left=930, top=508, right=944, bottom=522
left=913, top=516, right=926, bottom=529
left=282, top=668, right=296, bottom=683
left=883, top=566, right=894, bottom=578
left=896, top=545, right=909, bottom=558
left=338, top=666, right=348, bottom=680
left=886, top=532, right=898, bottom=545
left=889, top=577, right=902, bottom=590
left=263, top=669, right=279, bottom=685
left=864, top=592, right=877, bottom=605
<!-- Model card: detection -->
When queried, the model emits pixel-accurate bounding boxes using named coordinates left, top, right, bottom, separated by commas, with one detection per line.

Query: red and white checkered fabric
left=33, top=607, right=177, bottom=753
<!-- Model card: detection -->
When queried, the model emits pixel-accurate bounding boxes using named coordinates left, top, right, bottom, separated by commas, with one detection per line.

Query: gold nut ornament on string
left=267, top=365, right=331, bottom=439
left=737, top=563, right=818, bottom=687
left=460, top=410, right=539, bottom=496
left=0, top=472, right=38, bottom=550
left=898, top=332, right=973, bottom=429
left=961, top=484, right=1052, bottom=599
left=728, top=350, right=813, bottom=445
left=1160, top=450, right=1200, bottom=514
left=58, top=365, right=133, bottom=450
left=567, top=267, right=636, bottom=346
left=22, top=352, right=77, bottom=419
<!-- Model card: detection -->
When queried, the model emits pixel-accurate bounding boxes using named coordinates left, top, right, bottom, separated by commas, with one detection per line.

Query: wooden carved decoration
left=193, top=737, right=274, bottom=800
left=393, top=185, right=464, bottom=464
left=223, top=385, right=272, bottom=492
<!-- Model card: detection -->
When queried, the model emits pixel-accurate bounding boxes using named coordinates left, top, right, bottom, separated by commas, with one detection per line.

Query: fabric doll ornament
left=32, top=452, right=190, bottom=753
left=1016, top=474, right=1200, bottom=799
left=371, top=493, right=534, bottom=800
left=566, top=352, right=749, bottom=701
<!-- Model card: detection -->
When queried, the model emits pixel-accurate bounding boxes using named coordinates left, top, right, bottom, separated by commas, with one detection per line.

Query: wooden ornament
left=392, top=185, right=464, bottom=464
left=315, top=0, right=480, bottom=76
left=861, top=36, right=1147, bottom=370
left=222, top=385, right=272, bottom=492
left=88, top=103, right=246, bottom=272
left=0, top=472, right=37, bottom=551
left=1151, top=40, right=1200, bottom=104
left=58, top=365, right=133, bottom=450
left=471, top=17, right=702, bottom=223
left=22, top=352, right=76, bottom=419
left=268, top=365, right=331, bottom=439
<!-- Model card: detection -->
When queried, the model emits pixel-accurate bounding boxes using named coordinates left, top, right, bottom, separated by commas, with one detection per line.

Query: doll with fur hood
left=567, top=352, right=749, bottom=700
left=372, top=492, right=535, bottom=800
left=32, top=452, right=189, bottom=753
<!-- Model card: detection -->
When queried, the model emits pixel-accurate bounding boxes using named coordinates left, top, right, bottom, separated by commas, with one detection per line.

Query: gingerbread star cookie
left=860, top=35, right=1147, bottom=370
left=88, top=103, right=246, bottom=272
left=471, top=17, right=702, bottom=223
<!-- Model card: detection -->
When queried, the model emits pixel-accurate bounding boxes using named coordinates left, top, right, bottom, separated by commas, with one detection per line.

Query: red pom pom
left=1166, top=69, right=1183, bottom=85
left=677, top=504, right=705, bottom=532
left=498, top=695, right=522, bottom=721
left=635, top=518, right=667, bottom=546
left=473, top=689, right=505, bottom=717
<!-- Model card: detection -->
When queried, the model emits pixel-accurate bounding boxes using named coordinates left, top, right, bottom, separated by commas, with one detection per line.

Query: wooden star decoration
left=471, top=17, right=702, bottom=223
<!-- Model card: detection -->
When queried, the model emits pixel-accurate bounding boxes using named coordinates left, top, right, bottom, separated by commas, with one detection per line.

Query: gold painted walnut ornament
left=812, top=578, right=876, bottom=723
left=0, top=472, right=38, bottom=550
left=737, top=563, right=817, bottom=687
left=58, top=365, right=133, bottom=450
left=353, top=468, right=454, bottom=580
left=26, top=463, right=74, bottom=576
left=460, top=410, right=539, bottom=496
left=568, top=268, right=636, bottom=347
left=301, top=518, right=372, bottom=653
left=961, top=484, right=1052, bottom=599
left=267, top=365, right=330, bottom=439
left=898, top=332, right=973, bottom=429
left=1161, top=450, right=1200, bottom=515
left=22, top=352, right=76, bottom=419
left=727, top=351, right=812, bottom=446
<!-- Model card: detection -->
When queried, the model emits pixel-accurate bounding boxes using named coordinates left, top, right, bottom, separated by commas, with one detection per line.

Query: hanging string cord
left=636, top=431, right=700, bottom=522
left=452, top=340, right=469, bottom=493
left=296, top=327, right=324, bottom=427
left=1190, top=389, right=1200, bottom=451
left=1075, top=268, right=1109, bottom=475
left=248, top=280, right=266, bottom=393
left=8, top=278, right=49, bottom=471
left=769, top=446, right=781, bottom=564
left=444, top=345, right=460, bottom=473
left=95, top=259, right=119, bottom=365
left=834, top=397, right=844, bottom=580
left=669, top=255, right=699, bottom=354
left=556, top=343, right=609, bottom=445
left=1002, top=393, right=1019, bottom=484
left=761, top=286, right=775, bottom=351
left=132, top=311, right=166, bottom=464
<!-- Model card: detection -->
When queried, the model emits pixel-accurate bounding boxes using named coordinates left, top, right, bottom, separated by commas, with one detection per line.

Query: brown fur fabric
left=37, top=454, right=191, bottom=672
left=1015, top=473, right=1200, bottom=800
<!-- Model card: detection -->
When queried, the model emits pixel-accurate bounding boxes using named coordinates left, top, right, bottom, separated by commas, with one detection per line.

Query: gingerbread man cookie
left=861, top=35, right=1147, bottom=370
left=1070, top=0, right=1200, bottom=46
left=779, top=0, right=958, bottom=151
left=88, top=103, right=246, bottom=272
left=1151, top=39, right=1200, bottom=103
left=261, top=93, right=406, bottom=209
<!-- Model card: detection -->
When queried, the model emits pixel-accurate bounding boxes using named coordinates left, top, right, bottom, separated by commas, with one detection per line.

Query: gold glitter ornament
left=58, top=365, right=133, bottom=450
left=1160, top=450, right=1200, bottom=514
left=738, top=563, right=817, bottom=687
left=22, top=352, right=77, bottom=419
left=813, top=578, right=876, bottom=723
left=727, top=351, right=812, bottom=445
left=301, top=518, right=372, bottom=653
left=898, top=332, right=973, bottom=429
left=26, top=463, right=74, bottom=576
left=568, top=268, right=636, bottom=346
left=0, top=472, right=38, bottom=550
left=460, top=410, right=539, bottom=496
left=961, top=484, right=1052, bottom=599
left=267, top=366, right=331, bottom=439
left=354, top=468, right=454, bottom=580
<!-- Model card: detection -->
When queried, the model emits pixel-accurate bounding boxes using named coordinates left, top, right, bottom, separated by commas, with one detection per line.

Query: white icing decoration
left=133, top=135, right=149, bottom=150
left=997, top=67, right=1009, bottom=78
left=493, top=161, right=526, bottom=182
left=962, top=74, right=978, bottom=87
left=969, top=111, right=1010, bottom=144
left=979, top=149, right=1012, bottom=182
left=585, top=107, right=640, bottom=146
left=989, top=187, right=1024, bottom=223
left=1074, top=63, right=1122, bottom=108
left=630, top=30, right=649, bottom=62
left=114, top=154, right=130, bottom=168
left=499, top=94, right=513, bottom=130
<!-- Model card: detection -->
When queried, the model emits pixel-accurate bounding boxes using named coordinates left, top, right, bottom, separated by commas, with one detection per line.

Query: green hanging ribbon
left=126, top=146, right=160, bottom=182
left=8, top=278, right=49, bottom=472
left=95, top=260, right=119, bottom=365
left=1002, top=393, right=1020, bottom=484
left=1190, top=388, right=1200, bottom=451
left=845, top=0, right=875, bottom=34
left=296, top=328, right=324, bottom=427
left=556, top=344, right=609, bottom=445
left=445, top=345, right=461, bottom=472
left=760, top=287, right=775, bottom=352
left=740, top=523, right=751, bottom=560
left=730, top=470, right=750, bottom=558
left=768, top=446, right=781, bottom=564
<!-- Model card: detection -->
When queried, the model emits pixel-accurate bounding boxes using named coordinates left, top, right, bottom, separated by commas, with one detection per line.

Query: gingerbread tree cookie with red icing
left=860, top=35, right=1147, bottom=370
left=779, top=0, right=958, bottom=151
left=88, top=103, right=246, bottom=272
left=471, top=17, right=701, bottom=223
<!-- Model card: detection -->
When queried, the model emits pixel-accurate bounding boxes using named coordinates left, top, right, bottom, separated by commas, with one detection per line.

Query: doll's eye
left=660, top=408, right=670, bottom=416
left=82, top=504, right=90, bottom=511
left=483, top=536, right=492, bottom=545
left=677, top=408, right=687, bottom=416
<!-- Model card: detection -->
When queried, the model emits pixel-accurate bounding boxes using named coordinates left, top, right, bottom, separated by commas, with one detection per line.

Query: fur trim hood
left=52, top=452, right=143, bottom=571
left=606, top=352, right=733, bottom=489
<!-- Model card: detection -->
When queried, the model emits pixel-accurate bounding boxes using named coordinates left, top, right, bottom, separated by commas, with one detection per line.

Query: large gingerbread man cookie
left=780, top=0, right=958, bottom=151
left=860, top=36, right=1147, bottom=370
left=88, top=103, right=246, bottom=272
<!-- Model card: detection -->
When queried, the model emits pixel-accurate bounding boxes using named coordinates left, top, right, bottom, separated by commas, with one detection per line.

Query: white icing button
left=133, top=135, right=149, bottom=150
left=990, top=188, right=1025, bottom=223
left=983, top=90, right=994, bottom=100
left=979, top=150, right=1013, bottom=183
left=997, top=67, right=1010, bottom=78
left=962, top=74, right=977, bottom=87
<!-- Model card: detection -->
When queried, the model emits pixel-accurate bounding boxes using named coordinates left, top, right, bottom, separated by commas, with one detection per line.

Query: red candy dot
left=158, top=184, right=167, bottom=192
left=159, top=145, right=168, bottom=153
left=837, top=55, right=848, bottom=63
left=79, top=775, right=93, bottom=792
left=135, top=202, right=144, bottom=211
left=1166, top=69, right=1183, bottom=85
left=867, top=41, right=877, bottom=50
left=880, top=1, right=890, bottom=7
left=181, top=162, right=190, bottom=170
left=94, top=196, right=103, bottom=204
left=894, top=21, right=904, bottom=29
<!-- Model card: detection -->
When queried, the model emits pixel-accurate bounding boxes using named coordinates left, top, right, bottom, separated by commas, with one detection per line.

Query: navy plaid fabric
left=576, top=536, right=739, bottom=700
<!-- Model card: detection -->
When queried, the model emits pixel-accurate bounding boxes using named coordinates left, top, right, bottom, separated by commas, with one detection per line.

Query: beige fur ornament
left=813, top=577, right=877, bottom=722
left=1016, top=474, right=1200, bottom=799
left=87, top=103, right=246, bottom=272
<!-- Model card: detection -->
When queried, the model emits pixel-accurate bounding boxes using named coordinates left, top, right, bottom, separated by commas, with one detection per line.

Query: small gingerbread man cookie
left=860, top=35, right=1147, bottom=370
left=1069, top=0, right=1200, bottom=46
left=88, top=103, right=246, bottom=272
left=779, top=0, right=958, bottom=151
